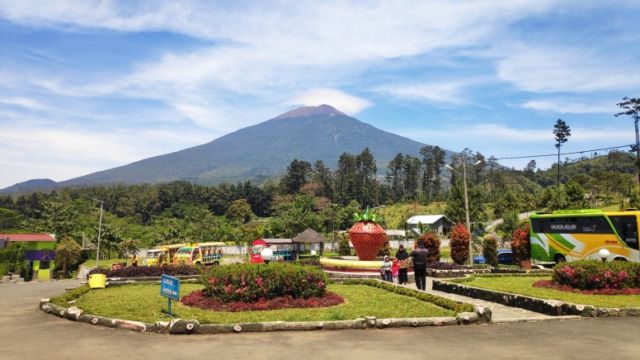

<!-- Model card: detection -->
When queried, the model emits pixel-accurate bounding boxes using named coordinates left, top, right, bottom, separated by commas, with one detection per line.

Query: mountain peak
left=275, top=104, right=346, bottom=119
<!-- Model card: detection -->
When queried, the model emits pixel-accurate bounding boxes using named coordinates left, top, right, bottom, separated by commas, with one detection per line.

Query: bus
left=529, top=209, right=639, bottom=265
left=173, top=242, right=225, bottom=267
left=145, top=243, right=186, bottom=266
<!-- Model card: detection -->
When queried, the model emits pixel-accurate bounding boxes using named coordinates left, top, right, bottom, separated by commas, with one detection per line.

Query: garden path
left=405, top=278, right=580, bottom=323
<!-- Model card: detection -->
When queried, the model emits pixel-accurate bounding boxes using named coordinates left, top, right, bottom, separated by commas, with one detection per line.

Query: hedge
left=88, top=265, right=199, bottom=278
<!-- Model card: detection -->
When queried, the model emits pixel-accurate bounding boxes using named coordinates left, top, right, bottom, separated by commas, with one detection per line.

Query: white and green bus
left=529, top=209, right=639, bottom=265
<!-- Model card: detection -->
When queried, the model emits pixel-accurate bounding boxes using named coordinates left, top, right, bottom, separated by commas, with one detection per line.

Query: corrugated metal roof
left=406, top=215, right=448, bottom=225
left=0, top=233, right=56, bottom=242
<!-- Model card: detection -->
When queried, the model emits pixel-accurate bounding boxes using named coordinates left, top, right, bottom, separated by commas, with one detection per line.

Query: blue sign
left=160, top=274, right=180, bottom=301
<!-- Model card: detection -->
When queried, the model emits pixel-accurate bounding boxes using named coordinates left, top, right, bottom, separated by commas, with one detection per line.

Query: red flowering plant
left=198, top=263, right=328, bottom=303
left=551, top=260, right=640, bottom=290
left=450, top=224, right=470, bottom=265
left=511, top=223, right=531, bottom=263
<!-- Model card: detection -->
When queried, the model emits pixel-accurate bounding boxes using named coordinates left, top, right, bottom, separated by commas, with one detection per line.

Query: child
left=381, top=255, right=393, bottom=282
left=391, top=258, right=399, bottom=284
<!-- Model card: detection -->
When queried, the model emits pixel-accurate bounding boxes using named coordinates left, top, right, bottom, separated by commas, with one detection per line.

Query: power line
left=494, top=144, right=634, bottom=161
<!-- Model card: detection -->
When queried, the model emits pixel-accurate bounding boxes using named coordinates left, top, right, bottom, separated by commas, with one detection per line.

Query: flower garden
left=50, top=263, right=472, bottom=326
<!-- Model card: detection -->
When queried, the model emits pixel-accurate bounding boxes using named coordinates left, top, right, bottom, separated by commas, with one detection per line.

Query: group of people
left=380, top=240, right=429, bottom=291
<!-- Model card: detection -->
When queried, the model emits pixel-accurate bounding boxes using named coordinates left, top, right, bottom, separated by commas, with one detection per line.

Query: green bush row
left=51, top=285, right=90, bottom=307
left=339, top=278, right=474, bottom=313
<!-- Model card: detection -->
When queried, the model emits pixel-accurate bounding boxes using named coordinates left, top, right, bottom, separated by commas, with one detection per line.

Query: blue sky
left=1, top=1, right=639, bottom=188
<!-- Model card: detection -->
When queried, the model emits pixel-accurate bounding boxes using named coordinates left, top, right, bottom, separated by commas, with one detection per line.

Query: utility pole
left=462, top=152, right=472, bottom=265
left=92, top=198, right=104, bottom=268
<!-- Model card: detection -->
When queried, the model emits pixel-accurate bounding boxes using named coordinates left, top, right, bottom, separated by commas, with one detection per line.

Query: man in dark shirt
left=411, top=240, right=429, bottom=291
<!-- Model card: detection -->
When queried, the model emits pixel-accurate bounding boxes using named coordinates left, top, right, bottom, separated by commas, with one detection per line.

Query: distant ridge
left=1, top=105, right=452, bottom=193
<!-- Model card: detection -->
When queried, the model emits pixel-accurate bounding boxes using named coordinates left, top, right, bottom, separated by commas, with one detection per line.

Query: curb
left=432, top=279, right=640, bottom=317
left=39, top=280, right=489, bottom=335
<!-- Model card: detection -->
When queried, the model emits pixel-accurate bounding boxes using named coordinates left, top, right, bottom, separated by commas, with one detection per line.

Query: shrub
left=426, top=262, right=469, bottom=270
left=415, top=231, right=440, bottom=263
left=450, top=224, right=470, bottom=265
left=378, top=239, right=392, bottom=257
left=511, top=223, right=530, bottom=262
left=182, top=290, right=343, bottom=312
left=88, top=264, right=199, bottom=278
left=552, top=260, right=640, bottom=290
left=201, top=262, right=327, bottom=303
left=482, top=235, right=498, bottom=267
left=338, top=235, right=351, bottom=256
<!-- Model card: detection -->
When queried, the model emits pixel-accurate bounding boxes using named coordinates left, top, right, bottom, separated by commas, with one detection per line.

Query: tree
left=553, top=119, right=571, bottom=188
left=0, top=208, right=21, bottom=231
left=313, top=160, right=334, bottom=199
left=450, top=224, right=471, bottom=265
left=282, top=159, right=312, bottom=194
left=386, top=153, right=405, bottom=202
left=55, top=236, right=81, bottom=278
left=565, top=181, right=587, bottom=209
left=335, top=153, right=358, bottom=205
left=225, top=199, right=254, bottom=223
left=615, top=97, right=640, bottom=183
left=403, top=155, right=421, bottom=201
left=356, top=148, right=378, bottom=207
left=118, top=238, right=139, bottom=259
left=524, top=160, right=537, bottom=180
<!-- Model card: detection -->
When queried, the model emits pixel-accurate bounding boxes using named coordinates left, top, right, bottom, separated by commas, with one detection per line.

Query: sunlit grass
left=453, top=276, right=640, bottom=308
left=69, top=284, right=456, bottom=324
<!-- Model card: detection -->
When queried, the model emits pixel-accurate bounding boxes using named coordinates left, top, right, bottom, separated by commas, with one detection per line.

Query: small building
left=0, top=233, right=56, bottom=281
left=293, top=228, right=328, bottom=254
left=406, top=215, right=454, bottom=236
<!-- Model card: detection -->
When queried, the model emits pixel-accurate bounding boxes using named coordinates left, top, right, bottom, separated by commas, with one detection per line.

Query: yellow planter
left=88, top=274, right=106, bottom=289
left=320, top=257, right=382, bottom=269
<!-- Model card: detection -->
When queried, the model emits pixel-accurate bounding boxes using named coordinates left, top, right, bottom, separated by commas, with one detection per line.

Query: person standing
left=391, top=258, right=400, bottom=284
left=395, top=245, right=410, bottom=285
left=381, top=255, right=393, bottom=282
left=411, top=240, right=429, bottom=291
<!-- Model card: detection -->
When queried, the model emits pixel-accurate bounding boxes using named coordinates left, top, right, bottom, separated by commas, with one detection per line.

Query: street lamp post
left=446, top=153, right=482, bottom=265
left=91, top=198, right=104, bottom=268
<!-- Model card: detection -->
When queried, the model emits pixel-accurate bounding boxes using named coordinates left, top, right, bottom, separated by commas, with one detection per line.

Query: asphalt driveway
left=1, top=280, right=639, bottom=360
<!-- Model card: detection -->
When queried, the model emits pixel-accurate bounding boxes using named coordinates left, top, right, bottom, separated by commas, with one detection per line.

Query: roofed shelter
left=293, top=228, right=328, bottom=255
left=406, top=215, right=454, bottom=236
left=0, top=233, right=56, bottom=281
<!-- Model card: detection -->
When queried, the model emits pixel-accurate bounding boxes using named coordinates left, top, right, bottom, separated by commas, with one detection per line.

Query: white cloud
left=520, top=99, right=617, bottom=114
left=396, top=123, right=633, bottom=143
left=374, top=80, right=481, bottom=105
left=0, top=97, right=48, bottom=110
left=286, top=89, right=370, bottom=115
left=496, top=46, right=640, bottom=92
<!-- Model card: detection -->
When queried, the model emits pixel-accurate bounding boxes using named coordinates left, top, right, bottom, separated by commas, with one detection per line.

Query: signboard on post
left=160, top=274, right=180, bottom=316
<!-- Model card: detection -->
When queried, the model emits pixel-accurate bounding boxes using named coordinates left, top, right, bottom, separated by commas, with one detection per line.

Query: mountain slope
left=3, top=105, right=452, bottom=190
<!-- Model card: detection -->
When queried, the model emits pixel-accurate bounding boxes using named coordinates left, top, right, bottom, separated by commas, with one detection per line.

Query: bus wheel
left=212, top=261, right=220, bottom=267
left=613, top=257, right=627, bottom=262
left=195, top=262, right=203, bottom=269
left=554, top=254, right=566, bottom=264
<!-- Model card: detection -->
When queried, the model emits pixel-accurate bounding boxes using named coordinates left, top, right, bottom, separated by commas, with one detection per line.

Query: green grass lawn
left=69, top=284, right=455, bottom=324
left=454, top=276, right=640, bottom=308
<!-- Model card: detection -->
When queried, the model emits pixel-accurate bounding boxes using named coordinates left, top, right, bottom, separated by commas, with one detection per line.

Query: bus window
left=609, top=216, right=639, bottom=249
left=532, top=216, right=613, bottom=234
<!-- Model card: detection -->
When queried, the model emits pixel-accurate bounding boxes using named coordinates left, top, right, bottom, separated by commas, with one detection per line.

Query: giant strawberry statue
left=348, top=209, right=387, bottom=261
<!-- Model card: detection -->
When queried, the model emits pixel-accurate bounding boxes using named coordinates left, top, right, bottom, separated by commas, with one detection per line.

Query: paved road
left=1, top=280, right=640, bottom=360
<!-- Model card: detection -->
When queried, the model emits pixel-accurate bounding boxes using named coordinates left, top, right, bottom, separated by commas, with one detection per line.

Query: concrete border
left=40, top=280, right=488, bottom=335
left=433, top=278, right=640, bottom=317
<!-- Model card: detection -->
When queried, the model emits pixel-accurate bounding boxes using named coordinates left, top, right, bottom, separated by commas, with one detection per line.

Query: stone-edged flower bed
left=41, top=279, right=488, bottom=334
left=433, top=275, right=640, bottom=317
left=533, top=280, right=640, bottom=295
left=181, top=290, right=344, bottom=312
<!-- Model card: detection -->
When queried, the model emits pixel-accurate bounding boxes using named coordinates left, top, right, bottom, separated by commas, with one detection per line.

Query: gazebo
left=293, top=228, right=328, bottom=255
